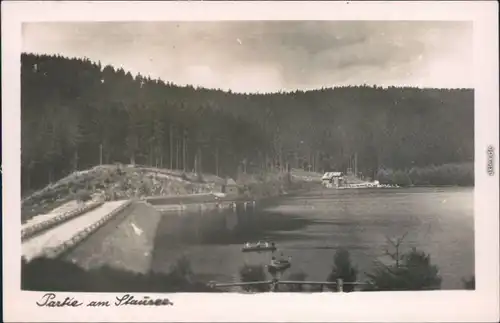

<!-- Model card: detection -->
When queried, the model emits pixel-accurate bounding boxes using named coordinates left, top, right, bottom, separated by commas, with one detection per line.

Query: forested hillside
left=21, top=53, right=474, bottom=193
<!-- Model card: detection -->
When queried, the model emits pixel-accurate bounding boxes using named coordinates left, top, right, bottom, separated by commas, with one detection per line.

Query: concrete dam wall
left=61, top=201, right=163, bottom=274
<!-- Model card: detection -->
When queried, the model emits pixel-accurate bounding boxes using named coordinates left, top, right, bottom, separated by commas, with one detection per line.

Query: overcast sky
left=22, top=21, right=473, bottom=93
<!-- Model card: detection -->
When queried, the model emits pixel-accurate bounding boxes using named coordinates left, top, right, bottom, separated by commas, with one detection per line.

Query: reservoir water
left=151, top=187, right=474, bottom=290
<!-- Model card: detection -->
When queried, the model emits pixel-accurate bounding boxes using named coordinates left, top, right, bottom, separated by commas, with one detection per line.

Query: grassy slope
left=21, top=164, right=225, bottom=222
left=21, top=164, right=320, bottom=223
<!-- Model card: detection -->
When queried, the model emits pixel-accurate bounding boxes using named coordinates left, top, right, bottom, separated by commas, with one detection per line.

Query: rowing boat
left=241, top=241, right=277, bottom=252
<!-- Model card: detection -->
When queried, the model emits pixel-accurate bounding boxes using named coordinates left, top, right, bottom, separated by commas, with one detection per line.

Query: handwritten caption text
left=36, top=293, right=174, bottom=308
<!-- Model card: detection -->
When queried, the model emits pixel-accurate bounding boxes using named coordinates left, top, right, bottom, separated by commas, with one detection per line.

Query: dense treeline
left=376, top=162, right=474, bottom=187
left=21, top=53, right=474, bottom=194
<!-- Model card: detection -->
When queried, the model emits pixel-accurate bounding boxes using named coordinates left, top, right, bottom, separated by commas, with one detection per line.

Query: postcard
left=2, top=1, right=499, bottom=322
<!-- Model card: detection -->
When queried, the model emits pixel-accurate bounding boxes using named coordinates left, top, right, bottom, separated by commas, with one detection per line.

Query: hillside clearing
left=21, top=164, right=320, bottom=223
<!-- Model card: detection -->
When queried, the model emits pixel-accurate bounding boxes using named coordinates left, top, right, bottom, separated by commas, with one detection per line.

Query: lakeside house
left=222, top=178, right=239, bottom=196
left=321, top=172, right=344, bottom=188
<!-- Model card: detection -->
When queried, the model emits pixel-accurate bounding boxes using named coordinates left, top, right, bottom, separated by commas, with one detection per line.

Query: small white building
left=321, top=172, right=344, bottom=188
left=222, top=178, right=239, bottom=196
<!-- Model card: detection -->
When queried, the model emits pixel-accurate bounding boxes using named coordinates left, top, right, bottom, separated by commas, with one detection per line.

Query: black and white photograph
left=2, top=1, right=499, bottom=322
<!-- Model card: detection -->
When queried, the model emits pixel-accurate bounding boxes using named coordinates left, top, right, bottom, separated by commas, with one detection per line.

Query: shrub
left=409, top=167, right=430, bottom=186
left=75, top=189, right=92, bottom=202
left=376, top=168, right=393, bottom=185
left=104, top=188, right=116, bottom=201
left=326, top=248, right=358, bottom=292
left=365, top=247, right=442, bottom=291
left=392, top=170, right=412, bottom=187
left=138, top=179, right=153, bottom=196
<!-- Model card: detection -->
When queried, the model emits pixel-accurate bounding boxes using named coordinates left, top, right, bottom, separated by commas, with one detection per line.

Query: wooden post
left=271, top=279, right=279, bottom=292
left=337, top=278, right=344, bottom=292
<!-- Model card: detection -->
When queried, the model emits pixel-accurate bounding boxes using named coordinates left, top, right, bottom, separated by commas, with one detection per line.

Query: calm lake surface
left=151, top=187, right=474, bottom=290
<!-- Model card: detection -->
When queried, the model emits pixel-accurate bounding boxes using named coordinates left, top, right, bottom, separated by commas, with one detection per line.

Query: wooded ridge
left=21, top=53, right=474, bottom=193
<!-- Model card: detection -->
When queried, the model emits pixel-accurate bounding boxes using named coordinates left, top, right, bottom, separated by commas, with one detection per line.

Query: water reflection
left=153, top=202, right=316, bottom=247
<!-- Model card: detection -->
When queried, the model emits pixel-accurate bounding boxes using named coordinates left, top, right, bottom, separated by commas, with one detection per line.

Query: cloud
left=22, top=21, right=473, bottom=92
